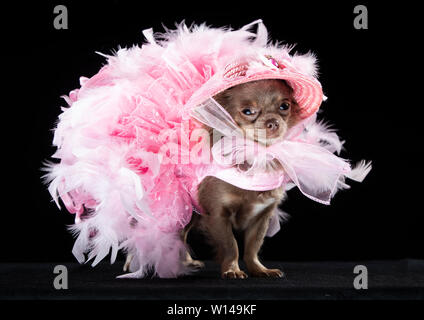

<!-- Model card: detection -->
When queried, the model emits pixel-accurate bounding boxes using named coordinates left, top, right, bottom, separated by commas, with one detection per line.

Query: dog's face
left=214, top=80, right=300, bottom=145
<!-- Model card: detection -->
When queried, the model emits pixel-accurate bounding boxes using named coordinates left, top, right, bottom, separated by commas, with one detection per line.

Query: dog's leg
left=181, top=214, right=204, bottom=269
left=199, top=209, right=247, bottom=279
left=123, top=253, right=133, bottom=272
left=243, top=205, right=284, bottom=278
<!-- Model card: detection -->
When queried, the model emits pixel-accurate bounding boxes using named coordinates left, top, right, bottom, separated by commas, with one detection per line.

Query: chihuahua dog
left=183, top=79, right=301, bottom=279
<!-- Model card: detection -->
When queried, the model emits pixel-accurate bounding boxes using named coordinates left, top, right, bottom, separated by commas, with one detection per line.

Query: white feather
left=348, top=160, right=372, bottom=182
left=291, top=51, right=318, bottom=78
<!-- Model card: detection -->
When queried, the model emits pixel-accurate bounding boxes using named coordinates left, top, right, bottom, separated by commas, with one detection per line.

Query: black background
left=0, top=1, right=418, bottom=264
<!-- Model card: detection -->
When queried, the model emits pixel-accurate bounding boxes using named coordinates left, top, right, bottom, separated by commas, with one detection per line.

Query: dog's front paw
left=221, top=269, right=248, bottom=279
left=249, top=268, right=284, bottom=278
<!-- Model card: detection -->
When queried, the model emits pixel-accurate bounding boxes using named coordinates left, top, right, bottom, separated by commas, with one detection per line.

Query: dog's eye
left=242, top=108, right=256, bottom=116
left=279, top=102, right=290, bottom=111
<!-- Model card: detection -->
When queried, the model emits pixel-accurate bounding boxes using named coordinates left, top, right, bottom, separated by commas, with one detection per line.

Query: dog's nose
left=265, top=118, right=279, bottom=132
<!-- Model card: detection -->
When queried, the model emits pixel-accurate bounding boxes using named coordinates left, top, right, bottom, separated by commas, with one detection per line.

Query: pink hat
left=184, top=19, right=324, bottom=119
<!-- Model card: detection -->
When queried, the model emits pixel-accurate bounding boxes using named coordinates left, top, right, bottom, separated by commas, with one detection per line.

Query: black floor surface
left=1, top=260, right=423, bottom=300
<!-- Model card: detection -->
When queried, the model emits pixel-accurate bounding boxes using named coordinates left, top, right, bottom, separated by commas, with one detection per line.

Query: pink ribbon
left=211, top=136, right=352, bottom=205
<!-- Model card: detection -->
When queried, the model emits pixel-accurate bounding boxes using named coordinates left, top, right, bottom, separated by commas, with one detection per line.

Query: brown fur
left=183, top=80, right=300, bottom=279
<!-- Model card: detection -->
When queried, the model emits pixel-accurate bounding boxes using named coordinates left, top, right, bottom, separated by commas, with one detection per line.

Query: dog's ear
left=291, top=52, right=318, bottom=78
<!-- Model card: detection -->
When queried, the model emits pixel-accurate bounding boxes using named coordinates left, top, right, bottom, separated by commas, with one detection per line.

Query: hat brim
left=185, top=67, right=323, bottom=120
